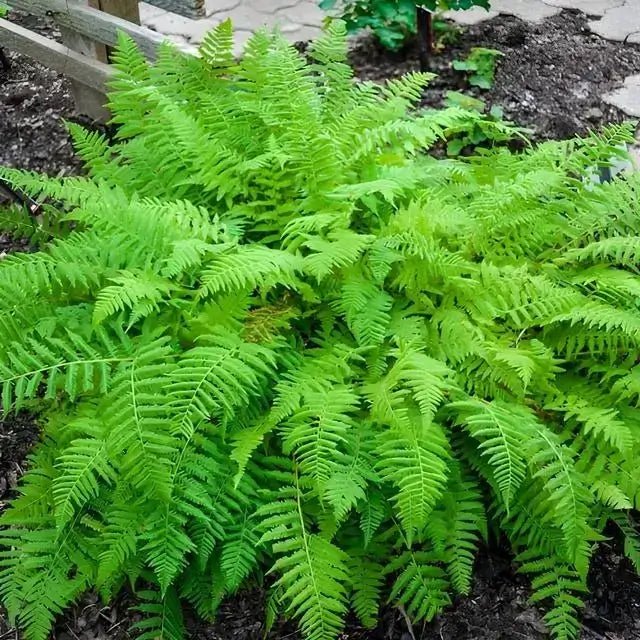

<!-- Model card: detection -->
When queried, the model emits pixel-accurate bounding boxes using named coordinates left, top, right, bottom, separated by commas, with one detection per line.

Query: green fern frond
left=96, top=496, right=144, bottom=592
left=518, top=553, right=587, bottom=640
left=427, top=466, right=486, bottom=595
left=230, top=418, right=273, bottom=486
left=612, top=513, right=640, bottom=573
left=280, top=385, right=359, bottom=494
left=553, top=300, right=640, bottom=342
left=561, top=236, right=640, bottom=266
left=323, top=425, right=373, bottom=522
left=162, top=239, right=215, bottom=278
left=131, top=586, right=185, bottom=640
left=359, top=492, right=387, bottom=548
left=0, top=167, right=99, bottom=205
left=220, top=509, right=259, bottom=592
left=347, top=554, right=384, bottom=628
left=0, top=330, right=132, bottom=412
left=376, top=419, right=450, bottom=542
left=337, top=275, right=392, bottom=347
left=386, top=549, right=451, bottom=623
left=450, top=398, right=530, bottom=511
left=142, top=506, right=195, bottom=595
left=67, top=122, right=113, bottom=179
left=559, top=394, right=633, bottom=453
left=52, top=434, right=116, bottom=528
left=198, top=18, right=235, bottom=71
left=526, top=426, right=596, bottom=572
left=93, top=270, right=175, bottom=326
left=258, top=482, right=349, bottom=640
left=199, top=245, right=302, bottom=297
left=0, top=524, right=91, bottom=640
left=304, top=231, right=375, bottom=281
left=168, top=332, right=276, bottom=435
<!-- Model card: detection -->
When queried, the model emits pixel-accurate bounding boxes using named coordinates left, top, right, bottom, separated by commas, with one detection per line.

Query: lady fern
left=1, top=18, right=640, bottom=640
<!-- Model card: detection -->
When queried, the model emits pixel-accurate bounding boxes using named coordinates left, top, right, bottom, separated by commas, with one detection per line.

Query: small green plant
left=443, top=90, right=520, bottom=155
left=1, top=19, right=640, bottom=640
left=0, top=3, right=9, bottom=17
left=320, top=0, right=490, bottom=50
left=452, top=46, right=503, bottom=89
left=320, top=0, right=417, bottom=49
left=433, top=16, right=462, bottom=49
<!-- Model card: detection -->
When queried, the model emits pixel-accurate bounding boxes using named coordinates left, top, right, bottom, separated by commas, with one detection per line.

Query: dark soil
left=0, top=12, right=80, bottom=175
left=2, top=6, right=640, bottom=640
left=0, top=413, right=39, bottom=512
left=348, top=10, right=640, bottom=141
left=0, top=228, right=30, bottom=256
left=1, top=541, right=638, bottom=640
left=188, top=540, right=640, bottom=640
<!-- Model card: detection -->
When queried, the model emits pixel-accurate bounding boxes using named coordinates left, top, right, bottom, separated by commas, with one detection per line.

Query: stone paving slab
left=492, top=0, right=561, bottom=22
left=604, top=74, right=640, bottom=116
left=446, top=0, right=627, bottom=24
left=544, top=0, right=625, bottom=16
left=140, top=0, right=640, bottom=117
left=140, top=0, right=324, bottom=51
left=442, top=7, right=499, bottom=24
left=588, top=0, right=640, bottom=43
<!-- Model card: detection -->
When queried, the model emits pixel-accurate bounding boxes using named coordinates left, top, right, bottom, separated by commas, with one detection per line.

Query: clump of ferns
left=1, top=18, right=640, bottom=640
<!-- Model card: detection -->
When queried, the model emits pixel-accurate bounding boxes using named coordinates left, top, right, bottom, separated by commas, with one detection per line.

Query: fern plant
left=1, top=19, right=640, bottom=640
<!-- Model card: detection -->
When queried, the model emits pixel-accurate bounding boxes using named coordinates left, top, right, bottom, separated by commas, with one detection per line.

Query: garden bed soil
left=2, top=6, right=640, bottom=640
left=0, top=535, right=639, bottom=640
left=0, top=413, right=38, bottom=511
left=0, top=13, right=81, bottom=176
left=347, top=9, right=640, bottom=142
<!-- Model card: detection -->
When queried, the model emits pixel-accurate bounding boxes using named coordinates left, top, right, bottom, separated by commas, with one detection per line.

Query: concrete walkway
left=139, top=0, right=325, bottom=52
left=140, top=0, right=640, bottom=117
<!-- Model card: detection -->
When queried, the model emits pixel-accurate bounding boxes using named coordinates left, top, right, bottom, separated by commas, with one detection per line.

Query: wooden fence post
left=98, top=0, right=140, bottom=55
left=60, top=0, right=139, bottom=122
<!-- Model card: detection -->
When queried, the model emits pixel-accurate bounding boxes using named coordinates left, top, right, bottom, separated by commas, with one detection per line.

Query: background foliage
left=319, top=0, right=491, bottom=49
left=452, top=46, right=502, bottom=88
left=1, top=19, right=640, bottom=640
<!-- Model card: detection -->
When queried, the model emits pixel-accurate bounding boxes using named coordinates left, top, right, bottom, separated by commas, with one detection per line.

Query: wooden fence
left=0, top=0, right=199, bottom=121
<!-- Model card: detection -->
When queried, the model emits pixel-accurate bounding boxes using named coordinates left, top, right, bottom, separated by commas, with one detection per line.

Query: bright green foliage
left=0, top=205, right=39, bottom=242
left=0, top=19, right=640, bottom=640
left=319, top=0, right=491, bottom=50
left=443, top=90, right=516, bottom=155
left=452, top=47, right=503, bottom=89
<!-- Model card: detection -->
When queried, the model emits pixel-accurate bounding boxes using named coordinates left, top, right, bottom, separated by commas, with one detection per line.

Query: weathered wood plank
left=98, top=0, right=140, bottom=62
left=9, top=0, right=203, bottom=22
left=143, top=0, right=204, bottom=19
left=84, top=0, right=108, bottom=64
left=7, top=0, right=168, bottom=59
left=99, top=0, right=140, bottom=26
left=60, top=0, right=110, bottom=121
left=0, top=17, right=112, bottom=91
left=61, top=0, right=138, bottom=120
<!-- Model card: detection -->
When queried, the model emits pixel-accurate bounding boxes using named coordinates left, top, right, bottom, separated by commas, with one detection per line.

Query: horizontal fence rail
left=142, top=0, right=204, bottom=19
left=0, top=17, right=112, bottom=91
left=0, top=0, right=198, bottom=120
left=8, top=0, right=169, bottom=60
